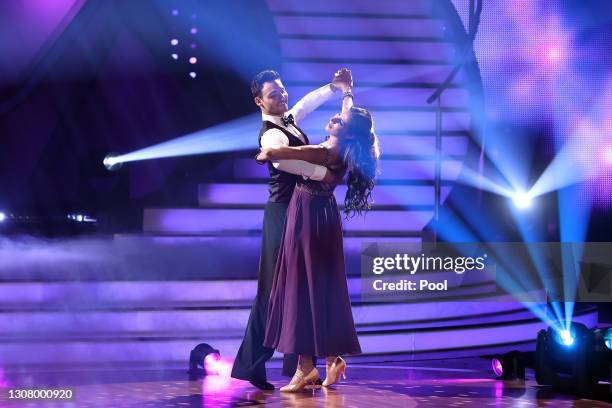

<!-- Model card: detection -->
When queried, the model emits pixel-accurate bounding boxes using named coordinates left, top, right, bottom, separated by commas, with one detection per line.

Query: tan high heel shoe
left=280, top=367, right=320, bottom=393
left=322, top=357, right=346, bottom=387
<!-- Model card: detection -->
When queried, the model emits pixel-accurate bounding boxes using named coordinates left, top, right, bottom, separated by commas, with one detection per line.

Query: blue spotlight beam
left=561, top=244, right=581, bottom=332
left=491, top=263, right=562, bottom=331
left=456, top=165, right=515, bottom=198
left=433, top=206, right=562, bottom=332
left=507, top=201, right=565, bottom=324
left=529, top=145, right=584, bottom=198
left=557, top=184, right=591, bottom=330
left=522, top=244, right=565, bottom=325
left=529, top=117, right=605, bottom=200
left=106, top=114, right=261, bottom=167
left=408, top=145, right=515, bottom=200
left=454, top=123, right=590, bottom=329
left=435, top=210, right=480, bottom=243
left=470, top=126, right=536, bottom=194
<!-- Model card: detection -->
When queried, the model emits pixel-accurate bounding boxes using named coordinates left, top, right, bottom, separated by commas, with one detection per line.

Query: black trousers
left=231, top=201, right=299, bottom=382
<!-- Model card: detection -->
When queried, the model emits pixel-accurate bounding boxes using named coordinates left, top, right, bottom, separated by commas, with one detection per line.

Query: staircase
left=0, top=275, right=598, bottom=367
left=143, top=0, right=471, bottom=246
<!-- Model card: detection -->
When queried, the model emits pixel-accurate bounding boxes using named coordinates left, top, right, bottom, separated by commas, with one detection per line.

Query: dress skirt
left=263, top=183, right=361, bottom=357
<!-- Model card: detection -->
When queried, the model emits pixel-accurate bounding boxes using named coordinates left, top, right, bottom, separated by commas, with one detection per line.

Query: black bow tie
left=282, top=114, right=295, bottom=127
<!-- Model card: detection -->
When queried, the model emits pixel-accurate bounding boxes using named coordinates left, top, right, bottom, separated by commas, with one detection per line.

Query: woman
left=256, top=92, right=380, bottom=392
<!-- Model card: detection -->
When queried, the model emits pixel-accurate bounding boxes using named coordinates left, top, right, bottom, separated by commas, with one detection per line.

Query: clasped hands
left=331, top=68, right=352, bottom=93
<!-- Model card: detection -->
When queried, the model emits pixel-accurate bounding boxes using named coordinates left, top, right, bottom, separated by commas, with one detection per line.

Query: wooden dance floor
left=2, top=359, right=610, bottom=407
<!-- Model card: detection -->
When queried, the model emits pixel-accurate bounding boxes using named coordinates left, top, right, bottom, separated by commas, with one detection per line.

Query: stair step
left=232, top=126, right=470, bottom=156
left=0, top=308, right=597, bottom=365
left=280, top=38, right=455, bottom=61
left=143, top=208, right=435, bottom=234
left=233, top=158, right=463, bottom=181
left=359, top=308, right=597, bottom=355
left=281, top=61, right=463, bottom=84
left=2, top=280, right=499, bottom=313
left=0, top=281, right=257, bottom=309
left=0, top=281, right=513, bottom=318
left=291, top=85, right=469, bottom=109
left=376, top=135, right=469, bottom=156
left=328, top=85, right=469, bottom=108
left=0, top=338, right=241, bottom=366
left=267, top=0, right=435, bottom=16
left=2, top=295, right=530, bottom=338
left=0, top=234, right=422, bottom=281
left=0, top=306, right=536, bottom=340
left=274, top=15, right=445, bottom=38
left=291, top=110, right=470, bottom=133
left=198, top=184, right=450, bottom=206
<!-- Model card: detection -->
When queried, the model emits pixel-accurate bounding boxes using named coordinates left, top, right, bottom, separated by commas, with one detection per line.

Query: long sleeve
left=260, top=129, right=327, bottom=181
left=265, top=145, right=330, bottom=166
left=287, top=84, right=335, bottom=125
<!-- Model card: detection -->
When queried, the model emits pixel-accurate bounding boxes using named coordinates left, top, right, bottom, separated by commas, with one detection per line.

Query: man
left=231, top=69, right=352, bottom=390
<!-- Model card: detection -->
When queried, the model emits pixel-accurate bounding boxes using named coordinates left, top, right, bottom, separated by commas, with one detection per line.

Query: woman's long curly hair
left=341, top=107, right=381, bottom=218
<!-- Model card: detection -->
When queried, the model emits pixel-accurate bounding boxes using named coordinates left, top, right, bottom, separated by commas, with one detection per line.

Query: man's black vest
left=258, top=121, right=310, bottom=203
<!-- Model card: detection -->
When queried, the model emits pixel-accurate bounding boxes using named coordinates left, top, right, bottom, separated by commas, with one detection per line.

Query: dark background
left=0, top=0, right=280, bottom=229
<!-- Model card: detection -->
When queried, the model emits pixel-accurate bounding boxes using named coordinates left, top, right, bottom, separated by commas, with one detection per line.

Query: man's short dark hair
left=251, top=70, right=281, bottom=98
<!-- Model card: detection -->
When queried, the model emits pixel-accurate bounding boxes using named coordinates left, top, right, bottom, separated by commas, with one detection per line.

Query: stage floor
left=1, top=359, right=610, bottom=407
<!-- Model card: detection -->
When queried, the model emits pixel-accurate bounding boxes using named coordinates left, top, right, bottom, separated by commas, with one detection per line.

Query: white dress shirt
left=260, top=84, right=334, bottom=181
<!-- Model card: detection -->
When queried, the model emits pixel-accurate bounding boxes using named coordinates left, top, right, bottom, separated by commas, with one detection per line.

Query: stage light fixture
left=605, top=328, right=612, bottom=350
left=189, top=72, right=197, bottom=79
left=512, top=191, right=532, bottom=209
left=491, top=351, right=525, bottom=380
left=188, top=343, right=220, bottom=379
left=491, top=357, right=503, bottom=377
left=535, top=322, right=609, bottom=394
left=171, top=38, right=178, bottom=46
left=171, top=53, right=178, bottom=60
left=189, top=57, right=197, bottom=64
left=0, top=212, right=6, bottom=222
left=190, top=27, right=198, bottom=34
left=67, top=213, right=96, bottom=223
left=204, top=353, right=225, bottom=375
left=555, top=329, right=575, bottom=347
left=103, top=153, right=123, bottom=171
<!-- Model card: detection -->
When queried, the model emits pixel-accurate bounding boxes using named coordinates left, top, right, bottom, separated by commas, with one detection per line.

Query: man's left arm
left=287, top=84, right=335, bottom=126
left=288, top=68, right=353, bottom=125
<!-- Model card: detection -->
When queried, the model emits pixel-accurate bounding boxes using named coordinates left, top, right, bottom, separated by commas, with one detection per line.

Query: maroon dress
left=263, top=167, right=362, bottom=357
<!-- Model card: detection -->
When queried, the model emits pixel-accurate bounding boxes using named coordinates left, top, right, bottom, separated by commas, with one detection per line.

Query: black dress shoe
left=249, top=380, right=275, bottom=390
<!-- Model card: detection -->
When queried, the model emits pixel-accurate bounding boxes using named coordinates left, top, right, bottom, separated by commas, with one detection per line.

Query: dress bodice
left=297, top=151, right=346, bottom=194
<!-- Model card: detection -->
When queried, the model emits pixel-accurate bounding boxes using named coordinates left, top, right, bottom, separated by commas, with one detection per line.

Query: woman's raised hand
left=332, top=68, right=353, bottom=92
